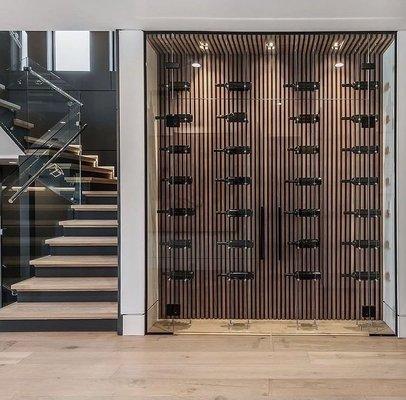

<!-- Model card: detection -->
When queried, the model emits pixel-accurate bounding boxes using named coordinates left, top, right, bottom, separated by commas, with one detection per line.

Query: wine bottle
left=215, top=82, right=252, bottom=91
left=160, top=239, right=192, bottom=249
left=341, top=240, right=380, bottom=249
left=285, top=271, right=322, bottom=280
left=288, top=239, right=320, bottom=249
left=157, top=208, right=195, bottom=217
left=165, top=270, right=195, bottom=281
left=217, top=240, right=254, bottom=249
left=162, top=81, right=191, bottom=92
left=285, top=177, right=322, bottom=186
left=215, top=176, right=251, bottom=185
left=285, top=208, right=320, bottom=218
left=155, top=114, right=193, bottom=128
left=218, top=271, right=254, bottom=281
left=216, top=209, right=253, bottom=218
left=342, top=81, right=379, bottom=90
left=160, top=145, right=191, bottom=154
left=341, top=271, right=380, bottom=281
left=342, top=145, right=379, bottom=154
left=214, top=146, right=251, bottom=155
left=164, top=61, right=180, bottom=70
left=289, top=114, right=319, bottom=124
left=216, top=112, right=248, bottom=123
left=158, top=114, right=193, bottom=127
left=341, top=114, right=378, bottom=128
left=361, top=62, right=375, bottom=70
left=284, top=81, right=320, bottom=91
left=341, top=177, right=378, bottom=186
left=287, top=145, right=319, bottom=154
left=343, top=209, right=381, bottom=218
left=162, top=176, right=193, bottom=185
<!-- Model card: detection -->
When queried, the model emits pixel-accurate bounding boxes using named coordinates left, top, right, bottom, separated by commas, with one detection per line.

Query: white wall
left=119, top=30, right=145, bottom=335
left=0, top=0, right=405, bottom=31
left=397, top=31, right=406, bottom=338
left=0, top=127, right=24, bottom=161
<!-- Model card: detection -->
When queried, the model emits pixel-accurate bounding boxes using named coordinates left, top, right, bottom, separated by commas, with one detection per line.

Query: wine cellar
left=145, top=32, right=396, bottom=334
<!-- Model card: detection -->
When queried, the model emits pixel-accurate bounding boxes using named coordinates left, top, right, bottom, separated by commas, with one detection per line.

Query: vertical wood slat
left=148, top=32, right=394, bottom=321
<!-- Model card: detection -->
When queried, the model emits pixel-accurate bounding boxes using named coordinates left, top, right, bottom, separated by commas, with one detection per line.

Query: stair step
left=45, top=236, right=117, bottom=246
left=13, top=118, right=34, bottom=130
left=25, top=149, right=98, bottom=166
left=30, top=255, right=118, bottom=267
left=51, top=163, right=114, bottom=178
left=11, top=277, right=117, bottom=292
left=71, top=204, right=117, bottom=211
left=83, top=191, right=117, bottom=197
left=24, top=136, right=80, bottom=154
left=0, top=98, right=21, bottom=111
left=0, top=83, right=5, bottom=91
left=65, top=177, right=117, bottom=184
left=59, top=220, right=118, bottom=228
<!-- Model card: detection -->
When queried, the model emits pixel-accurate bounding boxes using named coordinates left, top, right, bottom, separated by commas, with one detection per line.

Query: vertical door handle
left=278, top=206, right=282, bottom=261
left=259, top=206, right=265, bottom=260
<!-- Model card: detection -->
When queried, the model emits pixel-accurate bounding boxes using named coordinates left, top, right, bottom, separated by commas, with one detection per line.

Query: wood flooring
left=0, top=332, right=404, bottom=399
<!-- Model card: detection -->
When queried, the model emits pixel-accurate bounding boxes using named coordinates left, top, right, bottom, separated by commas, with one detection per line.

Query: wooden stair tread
left=25, top=149, right=98, bottom=164
left=59, top=220, right=118, bottom=227
left=71, top=204, right=117, bottom=211
left=24, top=136, right=80, bottom=154
left=13, top=118, right=34, bottom=130
left=65, top=177, right=117, bottom=184
left=0, top=98, right=21, bottom=111
left=51, top=163, right=114, bottom=177
left=11, top=277, right=117, bottom=292
left=30, top=255, right=118, bottom=267
left=45, top=236, right=117, bottom=246
left=0, top=302, right=117, bottom=320
left=83, top=191, right=117, bottom=197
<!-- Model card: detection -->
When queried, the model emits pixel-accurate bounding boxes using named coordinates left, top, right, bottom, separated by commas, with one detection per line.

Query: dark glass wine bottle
left=162, top=81, right=191, bottom=91
left=288, top=239, right=320, bottom=249
left=287, top=145, right=319, bottom=154
left=283, top=81, right=320, bottom=91
left=215, top=176, right=251, bottom=185
left=341, top=81, right=379, bottom=90
left=160, top=145, right=191, bottom=154
left=162, top=176, right=193, bottom=185
left=165, top=270, right=195, bottom=281
left=160, top=239, right=192, bottom=249
left=285, top=177, right=322, bottom=186
left=341, top=240, right=380, bottom=249
left=215, top=82, right=252, bottom=91
left=341, top=271, right=380, bottom=281
left=164, top=61, right=180, bottom=70
left=216, top=240, right=254, bottom=249
left=341, top=177, right=378, bottom=186
left=216, top=209, right=253, bottom=218
left=342, top=145, right=379, bottom=154
left=343, top=209, right=381, bottom=218
left=216, top=112, right=248, bottom=123
left=214, top=146, right=251, bottom=155
left=341, top=114, right=378, bottom=128
left=155, top=114, right=193, bottom=128
left=217, top=271, right=255, bottom=281
left=157, top=208, right=195, bottom=217
left=285, top=208, right=320, bottom=218
left=289, top=114, right=319, bottom=124
left=285, top=271, right=322, bottom=280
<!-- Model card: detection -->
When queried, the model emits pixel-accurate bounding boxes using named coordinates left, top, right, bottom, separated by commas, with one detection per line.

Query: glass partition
left=145, top=32, right=397, bottom=335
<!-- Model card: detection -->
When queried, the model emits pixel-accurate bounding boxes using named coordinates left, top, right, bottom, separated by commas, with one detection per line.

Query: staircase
left=0, top=145, right=118, bottom=331
left=0, top=61, right=118, bottom=331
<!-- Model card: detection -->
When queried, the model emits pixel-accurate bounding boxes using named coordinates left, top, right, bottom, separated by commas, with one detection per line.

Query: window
left=54, top=31, right=90, bottom=71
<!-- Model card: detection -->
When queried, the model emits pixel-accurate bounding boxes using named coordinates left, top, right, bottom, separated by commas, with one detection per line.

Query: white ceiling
left=0, top=0, right=405, bottom=31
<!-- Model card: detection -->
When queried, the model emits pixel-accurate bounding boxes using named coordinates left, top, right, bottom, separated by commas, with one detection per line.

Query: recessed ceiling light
left=192, top=62, right=201, bottom=68
left=335, top=62, right=344, bottom=68
left=199, top=42, right=209, bottom=51
left=265, top=42, right=275, bottom=51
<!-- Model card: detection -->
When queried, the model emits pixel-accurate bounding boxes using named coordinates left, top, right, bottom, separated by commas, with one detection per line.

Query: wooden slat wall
left=148, top=32, right=395, bottom=321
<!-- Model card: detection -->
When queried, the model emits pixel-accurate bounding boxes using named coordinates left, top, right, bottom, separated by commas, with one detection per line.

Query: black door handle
left=259, top=206, right=265, bottom=260
left=278, top=206, right=282, bottom=261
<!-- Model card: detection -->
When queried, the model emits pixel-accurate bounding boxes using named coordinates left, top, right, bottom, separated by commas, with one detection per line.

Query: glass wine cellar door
left=145, top=32, right=396, bottom=335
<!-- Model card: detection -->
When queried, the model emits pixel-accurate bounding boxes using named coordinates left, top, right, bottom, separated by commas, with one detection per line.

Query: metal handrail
left=8, top=124, right=88, bottom=204
left=23, top=67, right=83, bottom=106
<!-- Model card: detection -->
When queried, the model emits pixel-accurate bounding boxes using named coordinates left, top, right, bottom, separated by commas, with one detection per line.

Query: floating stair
left=0, top=144, right=119, bottom=331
